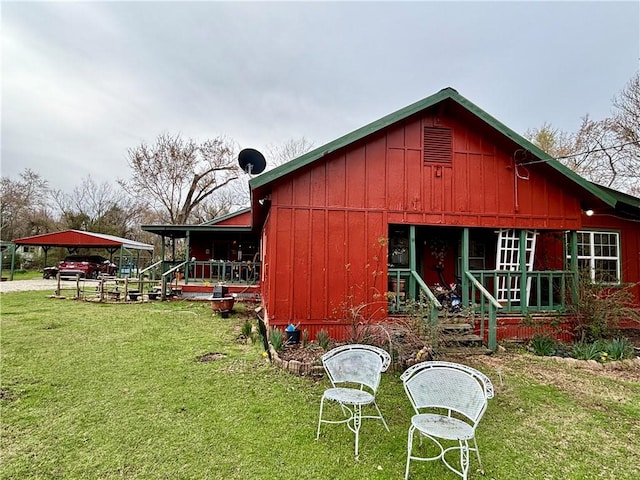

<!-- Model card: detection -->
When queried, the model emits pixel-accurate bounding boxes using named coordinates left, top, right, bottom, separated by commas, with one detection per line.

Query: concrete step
left=440, top=323, right=473, bottom=332
left=441, top=333, right=484, bottom=346
left=438, top=346, right=494, bottom=356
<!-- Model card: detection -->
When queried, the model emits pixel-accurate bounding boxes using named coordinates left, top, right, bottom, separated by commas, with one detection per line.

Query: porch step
left=441, top=333, right=484, bottom=345
left=439, top=321, right=485, bottom=350
left=439, top=323, right=473, bottom=332
left=437, top=313, right=473, bottom=323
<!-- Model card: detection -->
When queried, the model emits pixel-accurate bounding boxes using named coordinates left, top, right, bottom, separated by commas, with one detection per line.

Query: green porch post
left=519, top=229, right=527, bottom=314
left=118, top=246, right=124, bottom=276
left=10, top=244, right=16, bottom=281
left=161, top=237, right=167, bottom=301
left=569, top=230, right=579, bottom=304
left=409, top=225, right=416, bottom=300
left=43, top=247, right=49, bottom=273
left=461, top=228, right=470, bottom=307
left=185, top=230, right=190, bottom=285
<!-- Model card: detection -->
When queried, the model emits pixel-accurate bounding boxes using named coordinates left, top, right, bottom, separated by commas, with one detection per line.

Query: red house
left=143, top=88, right=640, bottom=348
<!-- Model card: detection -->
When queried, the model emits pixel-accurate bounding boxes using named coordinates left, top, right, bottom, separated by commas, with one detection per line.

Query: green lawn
left=1, top=292, right=639, bottom=479
left=1, top=270, right=43, bottom=281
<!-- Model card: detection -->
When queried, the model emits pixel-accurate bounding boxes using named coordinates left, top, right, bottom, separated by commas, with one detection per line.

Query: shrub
left=269, top=328, right=284, bottom=351
left=571, top=273, right=640, bottom=343
left=530, top=334, right=557, bottom=356
left=602, top=337, right=634, bottom=361
left=572, top=341, right=604, bottom=361
left=301, top=329, right=309, bottom=347
left=316, top=329, right=330, bottom=350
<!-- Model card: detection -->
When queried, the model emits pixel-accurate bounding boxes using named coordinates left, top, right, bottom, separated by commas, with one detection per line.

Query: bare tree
left=611, top=72, right=640, bottom=196
left=0, top=169, right=54, bottom=241
left=120, top=133, right=240, bottom=224
left=225, top=137, right=313, bottom=215
left=526, top=72, right=640, bottom=196
left=266, top=137, right=315, bottom=168
left=54, top=176, right=143, bottom=238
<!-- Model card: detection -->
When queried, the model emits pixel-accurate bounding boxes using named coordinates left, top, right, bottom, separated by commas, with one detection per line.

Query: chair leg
left=472, top=436, right=484, bottom=473
left=373, top=400, right=390, bottom=432
left=459, top=439, right=470, bottom=480
left=405, top=424, right=416, bottom=480
left=316, top=396, right=325, bottom=440
left=353, top=403, right=362, bottom=459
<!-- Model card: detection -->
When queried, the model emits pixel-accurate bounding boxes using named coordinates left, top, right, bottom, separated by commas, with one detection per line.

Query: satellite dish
left=238, top=148, right=266, bottom=175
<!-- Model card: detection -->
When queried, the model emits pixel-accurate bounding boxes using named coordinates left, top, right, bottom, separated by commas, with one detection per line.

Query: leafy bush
left=316, top=329, right=330, bottom=350
left=269, top=328, right=284, bottom=351
left=530, top=334, right=557, bottom=356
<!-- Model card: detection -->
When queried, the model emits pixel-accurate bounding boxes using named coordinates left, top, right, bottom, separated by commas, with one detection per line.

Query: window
left=568, top=231, right=620, bottom=283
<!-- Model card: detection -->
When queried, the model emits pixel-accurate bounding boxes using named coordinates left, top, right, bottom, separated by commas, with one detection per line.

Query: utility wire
left=518, top=140, right=640, bottom=166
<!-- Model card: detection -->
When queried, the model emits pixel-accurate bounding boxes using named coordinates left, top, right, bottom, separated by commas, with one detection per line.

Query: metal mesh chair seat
left=323, top=387, right=375, bottom=405
left=316, top=344, right=391, bottom=458
left=411, top=413, right=475, bottom=441
left=401, top=361, right=494, bottom=480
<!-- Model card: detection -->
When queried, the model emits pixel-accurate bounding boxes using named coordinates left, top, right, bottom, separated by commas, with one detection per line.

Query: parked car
left=44, top=255, right=117, bottom=279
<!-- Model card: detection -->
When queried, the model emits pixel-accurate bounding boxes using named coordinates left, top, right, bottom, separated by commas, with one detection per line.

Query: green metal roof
left=249, top=87, right=621, bottom=209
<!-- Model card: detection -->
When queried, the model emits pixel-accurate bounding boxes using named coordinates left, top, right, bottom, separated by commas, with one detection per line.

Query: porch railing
left=465, top=271, right=502, bottom=350
left=388, top=268, right=441, bottom=324
left=138, top=260, right=163, bottom=281
left=468, top=269, right=574, bottom=313
left=185, top=260, right=260, bottom=285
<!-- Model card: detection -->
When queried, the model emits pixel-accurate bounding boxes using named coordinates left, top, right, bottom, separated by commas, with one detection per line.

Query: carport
left=6, top=230, right=154, bottom=280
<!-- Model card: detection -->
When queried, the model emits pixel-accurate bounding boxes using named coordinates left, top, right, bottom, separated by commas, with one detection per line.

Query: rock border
left=269, top=346, right=325, bottom=377
left=544, top=355, right=640, bottom=370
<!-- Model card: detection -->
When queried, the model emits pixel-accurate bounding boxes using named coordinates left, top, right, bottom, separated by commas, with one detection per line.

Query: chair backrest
left=401, top=361, right=493, bottom=425
left=321, top=344, right=391, bottom=393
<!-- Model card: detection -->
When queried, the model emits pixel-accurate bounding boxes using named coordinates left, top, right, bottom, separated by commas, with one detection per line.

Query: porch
left=387, top=225, right=583, bottom=350
left=139, top=259, right=261, bottom=301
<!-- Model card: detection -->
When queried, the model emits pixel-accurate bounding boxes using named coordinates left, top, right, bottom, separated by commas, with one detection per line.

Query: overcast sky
left=2, top=1, right=639, bottom=192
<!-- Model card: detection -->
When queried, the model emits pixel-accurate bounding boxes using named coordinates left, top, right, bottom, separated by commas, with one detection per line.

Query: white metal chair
left=316, top=344, right=391, bottom=458
left=401, top=361, right=494, bottom=480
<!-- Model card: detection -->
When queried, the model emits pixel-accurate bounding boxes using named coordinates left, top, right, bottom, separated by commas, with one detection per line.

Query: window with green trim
left=567, top=231, right=620, bottom=283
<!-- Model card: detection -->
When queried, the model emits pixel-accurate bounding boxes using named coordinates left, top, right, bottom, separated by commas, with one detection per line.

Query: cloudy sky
left=2, top=1, right=639, bottom=192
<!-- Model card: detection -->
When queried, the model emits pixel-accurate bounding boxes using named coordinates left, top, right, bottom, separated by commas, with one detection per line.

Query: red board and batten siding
left=262, top=107, right=590, bottom=337
left=212, top=210, right=252, bottom=226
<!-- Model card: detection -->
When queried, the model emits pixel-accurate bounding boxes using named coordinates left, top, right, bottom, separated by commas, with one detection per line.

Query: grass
left=1, top=270, right=43, bottom=281
left=1, top=292, right=639, bottom=479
